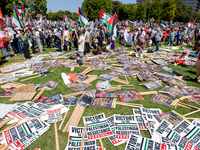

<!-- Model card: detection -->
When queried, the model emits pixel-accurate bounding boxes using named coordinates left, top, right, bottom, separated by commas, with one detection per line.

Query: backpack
left=3, top=37, right=9, bottom=46
left=39, top=31, right=44, bottom=39
left=13, top=34, right=18, bottom=42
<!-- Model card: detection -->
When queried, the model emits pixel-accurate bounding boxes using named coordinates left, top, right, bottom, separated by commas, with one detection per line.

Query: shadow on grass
left=188, top=70, right=196, bottom=75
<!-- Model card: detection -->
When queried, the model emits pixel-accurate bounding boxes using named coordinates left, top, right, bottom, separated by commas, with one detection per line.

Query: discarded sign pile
left=0, top=47, right=200, bottom=149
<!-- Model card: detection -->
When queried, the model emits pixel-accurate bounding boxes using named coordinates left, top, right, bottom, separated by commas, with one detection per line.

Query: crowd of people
left=0, top=22, right=200, bottom=82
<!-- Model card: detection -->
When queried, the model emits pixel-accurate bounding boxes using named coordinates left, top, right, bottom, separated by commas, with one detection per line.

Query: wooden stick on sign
left=0, top=117, right=13, bottom=129
left=20, top=75, right=41, bottom=82
left=183, top=109, right=200, bottom=117
left=58, top=106, right=70, bottom=130
left=32, top=88, right=46, bottom=101
left=54, top=122, right=59, bottom=150
left=80, top=124, right=87, bottom=150
left=99, top=139, right=104, bottom=150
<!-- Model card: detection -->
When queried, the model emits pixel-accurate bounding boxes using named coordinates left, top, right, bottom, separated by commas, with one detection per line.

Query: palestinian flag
left=18, top=6, right=24, bottom=16
left=63, top=14, right=67, bottom=22
left=159, top=23, right=166, bottom=28
left=12, top=4, right=24, bottom=30
left=0, top=8, right=5, bottom=21
left=151, top=17, right=155, bottom=22
left=106, top=14, right=117, bottom=39
left=78, top=7, right=88, bottom=28
left=170, top=18, right=173, bottom=26
left=99, top=9, right=112, bottom=24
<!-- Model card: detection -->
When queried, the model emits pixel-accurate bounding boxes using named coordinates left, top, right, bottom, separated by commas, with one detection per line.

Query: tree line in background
left=46, top=10, right=78, bottom=21
left=1, top=0, right=200, bottom=23
left=0, top=0, right=47, bottom=17
left=82, top=0, right=200, bottom=23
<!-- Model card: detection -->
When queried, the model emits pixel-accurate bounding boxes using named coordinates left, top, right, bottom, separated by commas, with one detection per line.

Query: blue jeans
left=17, top=39, right=23, bottom=53
left=169, top=40, right=173, bottom=46
left=155, top=41, right=159, bottom=51
left=3, top=46, right=10, bottom=58
left=57, top=40, right=62, bottom=52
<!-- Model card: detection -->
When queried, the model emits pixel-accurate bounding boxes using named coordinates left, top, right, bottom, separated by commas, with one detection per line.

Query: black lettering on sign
left=156, top=120, right=169, bottom=134
left=147, top=139, right=154, bottom=150
left=178, top=137, right=187, bottom=149
left=16, top=125, right=26, bottom=139
left=171, top=133, right=181, bottom=145
left=174, top=121, right=190, bottom=134
left=10, top=128, right=19, bottom=142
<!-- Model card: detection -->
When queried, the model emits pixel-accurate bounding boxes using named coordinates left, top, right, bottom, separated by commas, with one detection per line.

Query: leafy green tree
left=123, top=4, right=137, bottom=21
left=150, top=0, right=162, bottom=20
left=136, top=3, right=146, bottom=21
left=81, top=0, right=112, bottom=20
left=174, top=0, right=193, bottom=23
left=0, top=0, right=47, bottom=17
left=71, top=12, right=78, bottom=20
left=161, top=0, right=176, bottom=21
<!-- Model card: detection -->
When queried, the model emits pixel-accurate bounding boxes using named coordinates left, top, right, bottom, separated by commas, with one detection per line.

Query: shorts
left=64, top=41, right=70, bottom=46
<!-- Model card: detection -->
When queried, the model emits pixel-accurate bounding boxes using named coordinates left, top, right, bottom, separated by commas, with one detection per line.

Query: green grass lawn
left=0, top=41, right=200, bottom=150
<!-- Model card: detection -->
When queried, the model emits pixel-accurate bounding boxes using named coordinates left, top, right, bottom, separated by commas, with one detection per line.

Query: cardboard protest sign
left=62, top=96, right=77, bottom=106
left=83, top=113, right=113, bottom=140
left=69, top=82, right=91, bottom=92
left=159, top=86, right=190, bottom=100
left=117, top=90, right=143, bottom=102
left=36, top=94, right=64, bottom=105
left=91, top=98, right=117, bottom=109
left=95, top=90, right=118, bottom=98
left=107, top=115, right=125, bottom=146
left=154, top=111, right=188, bottom=126
left=2, top=119, right=49, bottom=146
left=114, top=115, right=140, bottom=140
left=151, top=94, right=179, bottom=108
left=64, top=126, right=97, bottom=150
left=132, top=109, right=147, bottom=130
left=10, top=84, right=36, bottom=101
left=0, top=87, right=15, bottom=97
left=98, top=74, right=116, bottom=81
left=140, top=107, right=162, bottom=136
left=139, top=81, right=162, bottom=90
left=125, top=134, right=168, bottom=150
left=38, top=80, right=58, bottom=90
left=47, top=108, right=62, bottom=123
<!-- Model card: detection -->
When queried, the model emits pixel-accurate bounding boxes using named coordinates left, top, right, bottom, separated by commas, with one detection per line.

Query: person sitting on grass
left=93, top=42, right=102, bottom=55
left=135, top=44, right=143, bottom=58
left=173, top=51, right=188, bottom=67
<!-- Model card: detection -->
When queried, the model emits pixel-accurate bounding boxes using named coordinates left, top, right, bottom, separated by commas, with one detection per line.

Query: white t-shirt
left=64, top=30, right=69, bottom=41
left=78, top=35, right=85, bottom=52
left=179, top=55, right=188, bottom=60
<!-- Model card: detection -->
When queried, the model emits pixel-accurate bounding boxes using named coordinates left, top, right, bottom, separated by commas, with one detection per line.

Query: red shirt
left=198, top=51, right=200, bottom=60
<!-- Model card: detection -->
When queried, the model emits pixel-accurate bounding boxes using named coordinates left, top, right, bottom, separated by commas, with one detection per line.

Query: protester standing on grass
left=64, top=26, right=70, bottom=52
left=35, top=28, right=43, bottom=53
left=20, top=29, right=31, bottom=60
left=154, top=28, right=162, bottom=51
left=27, top=28, right=36, bottom=54
left=85, top=27, right=90, bottom=53
left=195, top=49, right=200, bottom=82
left=78, top=30, right=85, bottom=65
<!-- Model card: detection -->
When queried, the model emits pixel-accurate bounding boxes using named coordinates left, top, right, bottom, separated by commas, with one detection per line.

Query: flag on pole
left=106, top=14, right=117, bottom=39
left=99, top=9, right=112, bottom=24
left=170, top=18, right=173, bottom=26
left=78, top=7, right=89, bottom=28
left=12, top=3, right=24, bottom=30
left=151, top=17, right=155, bottom=22
left=18, top=6, right=24, bottom=16
left=159, top=22, right=166, bottom=28
left=0, top=8, right=5, bottom=21
left=63, top=14, right=69, bottom=25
